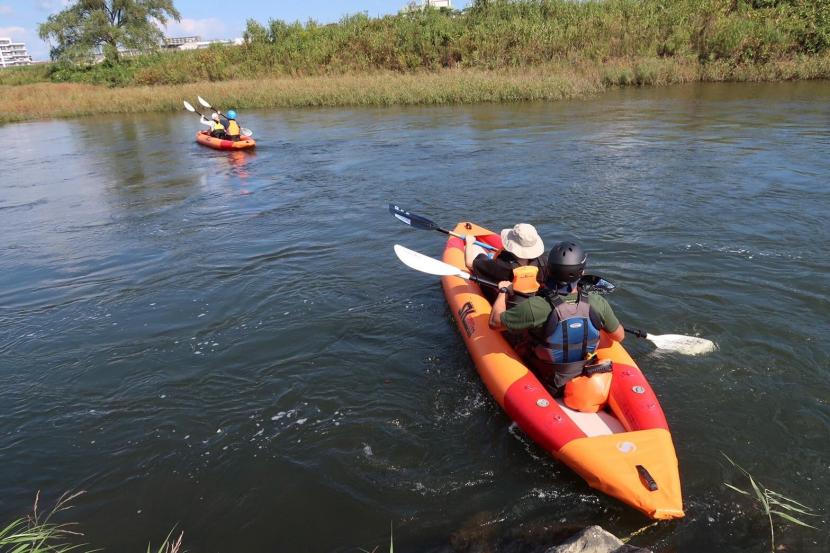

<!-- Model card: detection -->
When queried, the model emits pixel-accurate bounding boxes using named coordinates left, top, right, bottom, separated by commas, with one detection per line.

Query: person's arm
left=590, top=294, right=625, bottom=343
left=465, top=234, right=482, bottom=270
left=605, top=323, right=625, bottom=342
left=489, top=280, right=512, bottom=329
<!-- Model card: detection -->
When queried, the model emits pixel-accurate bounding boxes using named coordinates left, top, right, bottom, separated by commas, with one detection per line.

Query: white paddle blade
left=241, top=128, right=253, bottom=137
left=197, top=96, right=212, bottom=108
left=394, top=245, right=470, bottom=279
left=646, top=333, right=717, bottom=355
left=183, top=100, right=195, bottom=112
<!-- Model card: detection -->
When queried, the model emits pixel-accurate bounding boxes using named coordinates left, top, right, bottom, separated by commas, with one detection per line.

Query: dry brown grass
left=2, top=55, right=829, bottom=125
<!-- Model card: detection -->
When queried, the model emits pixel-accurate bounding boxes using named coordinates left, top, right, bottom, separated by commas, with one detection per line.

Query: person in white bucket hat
left=464, top=223, right=547, bottom=302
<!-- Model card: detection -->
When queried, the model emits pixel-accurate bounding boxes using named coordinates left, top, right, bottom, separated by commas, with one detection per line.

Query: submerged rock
left=544, top=525, right=652, bottom=553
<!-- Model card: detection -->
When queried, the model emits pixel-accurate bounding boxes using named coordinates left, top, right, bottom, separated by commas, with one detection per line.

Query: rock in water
left=545, top=525, right=652, bottom=553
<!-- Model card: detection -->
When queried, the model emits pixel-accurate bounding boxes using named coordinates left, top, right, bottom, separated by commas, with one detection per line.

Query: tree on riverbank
left=38, top=0, right=181, bottom=64
left=3, top=0, right=830, bottom=119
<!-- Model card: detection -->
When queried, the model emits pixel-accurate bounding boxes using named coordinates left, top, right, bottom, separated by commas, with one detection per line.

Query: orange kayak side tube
left=195, top=130, right=256, bottom=150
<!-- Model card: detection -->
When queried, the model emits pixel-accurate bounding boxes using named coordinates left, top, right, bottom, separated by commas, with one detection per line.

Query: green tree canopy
left=39, top=0, right=181, bottom=63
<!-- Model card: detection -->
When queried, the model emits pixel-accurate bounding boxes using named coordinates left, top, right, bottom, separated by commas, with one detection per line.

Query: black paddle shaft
left=469, top=273, right=614, bottom=299
left=388, top=204, right=449, bottom=234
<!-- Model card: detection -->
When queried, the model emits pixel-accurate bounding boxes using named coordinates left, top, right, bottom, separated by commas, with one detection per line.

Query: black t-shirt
left=472, top=251, right=548, bottom=284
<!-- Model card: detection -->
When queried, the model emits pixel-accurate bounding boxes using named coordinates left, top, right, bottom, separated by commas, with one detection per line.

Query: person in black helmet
left=489, top=241, right=625, bottom=392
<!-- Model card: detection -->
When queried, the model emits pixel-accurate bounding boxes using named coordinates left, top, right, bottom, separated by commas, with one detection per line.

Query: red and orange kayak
left=440, top=222, right=684, bottom=520
left=195, top=130, right=256, bottom=150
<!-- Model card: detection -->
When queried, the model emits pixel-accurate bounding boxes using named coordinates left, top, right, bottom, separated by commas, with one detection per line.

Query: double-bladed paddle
left=394, top=243, right=504, bottom=290
left=389, top=204, right=616, bottom=294
left=197, top=96, right=253, bottom=137
left=389, top=204, right=498, bottom=251
left=393, top=244, right=716, bottom=355
left=184, top=101, right=219, bottom=128
left=183, top=100, right=208, bottom=119
left=393, top=244, right=614, bottom=296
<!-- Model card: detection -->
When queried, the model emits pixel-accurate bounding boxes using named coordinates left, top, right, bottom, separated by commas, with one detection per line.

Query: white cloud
left=0, top=26, right=26, bottom=39
left=0, top=5, right=14, bottom=15
left=164, top=18, right=227, bottom=40
left=37, top=0, right=71, bottom=11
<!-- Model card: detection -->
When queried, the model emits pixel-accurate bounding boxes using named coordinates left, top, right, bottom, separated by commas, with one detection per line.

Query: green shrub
left=2, top=0, right=826, bottom=87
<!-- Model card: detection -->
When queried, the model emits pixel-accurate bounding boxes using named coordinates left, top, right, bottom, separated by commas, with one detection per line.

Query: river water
left=1, top=82, right=828, bottom=552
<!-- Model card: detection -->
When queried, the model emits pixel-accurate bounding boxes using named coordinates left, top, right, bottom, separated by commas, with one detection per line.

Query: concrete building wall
left=0, top=37, right=33, bottom=67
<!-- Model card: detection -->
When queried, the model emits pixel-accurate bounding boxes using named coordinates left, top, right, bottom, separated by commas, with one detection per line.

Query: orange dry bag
left=564, top=363, right=613, bottom=413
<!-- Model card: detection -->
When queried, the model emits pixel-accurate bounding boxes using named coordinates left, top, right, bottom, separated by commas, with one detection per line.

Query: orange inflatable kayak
left=195, top=130, right=256, bottom=150
left=440, top=222, right=684, bottom=520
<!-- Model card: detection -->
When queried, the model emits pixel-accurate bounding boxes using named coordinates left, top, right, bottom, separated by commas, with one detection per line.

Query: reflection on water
left=0, top=81, right=829, bottom=553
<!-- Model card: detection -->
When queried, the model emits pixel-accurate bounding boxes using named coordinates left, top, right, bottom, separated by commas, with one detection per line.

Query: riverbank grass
left=3, top=0, right=830, bottom=124
left=3, top=54, right=830, bottom=125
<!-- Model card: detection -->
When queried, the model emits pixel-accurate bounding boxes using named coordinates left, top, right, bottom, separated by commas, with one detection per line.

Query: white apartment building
left=0, top=37, right=33, bottom=67
left=402, top=0, right=453, bottom=11
left=163, top=36, right=202, bottom=49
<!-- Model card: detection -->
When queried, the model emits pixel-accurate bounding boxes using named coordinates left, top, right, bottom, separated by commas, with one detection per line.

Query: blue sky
left=0, top=0, right=470, bottom=61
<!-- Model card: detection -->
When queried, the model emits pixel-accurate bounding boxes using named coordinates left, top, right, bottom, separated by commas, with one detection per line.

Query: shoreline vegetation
left=3, top=55, right=830, bottom=125
left=3, top=0, right=830, bottom=124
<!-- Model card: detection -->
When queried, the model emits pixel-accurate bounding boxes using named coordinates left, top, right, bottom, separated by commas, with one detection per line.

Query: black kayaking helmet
left=545, top=241, right=588, bottom=285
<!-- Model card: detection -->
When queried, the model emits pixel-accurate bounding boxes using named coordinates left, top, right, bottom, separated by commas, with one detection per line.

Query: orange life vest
left=511, top=265, right=540, bottom=294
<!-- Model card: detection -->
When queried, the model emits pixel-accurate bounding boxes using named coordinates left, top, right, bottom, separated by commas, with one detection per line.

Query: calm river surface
left=1, top=82, right=828, bottom=552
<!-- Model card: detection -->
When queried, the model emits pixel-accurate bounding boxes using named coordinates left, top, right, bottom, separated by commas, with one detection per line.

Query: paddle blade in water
left=646, top=333, right=717, bottom=355
left=388, top=204, right=437, bottom=231
left=241, top=128, right=253, bottom=137
left=197, top=96, right=212, bottom=108
left=580, top=274, right=616, bottom=294
left=183, top=101, right=195, bottom=112
left=394, top=244, right=469, bottom=278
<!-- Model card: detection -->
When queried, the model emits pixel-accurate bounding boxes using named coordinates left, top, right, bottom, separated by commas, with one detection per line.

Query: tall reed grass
left=2, top=53, right=828, bottom=125
left=2, top=0, right=828, bottom=88
left=1, top=0, right=828, bottom=122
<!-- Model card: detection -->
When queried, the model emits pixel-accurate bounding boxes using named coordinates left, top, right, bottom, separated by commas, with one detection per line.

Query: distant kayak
left=195, top=131, right=256, bottom=150
left=441, top=221, right=684, bottom=520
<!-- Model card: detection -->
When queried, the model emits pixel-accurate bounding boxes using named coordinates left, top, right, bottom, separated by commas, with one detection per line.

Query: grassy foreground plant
left=0, top=491, right=184, bottom=553
left=722, top=453, right=820, bottom=552
left=0, top=491, right=90, bottom=553
left=359, top=522, right=394, bottom=553
left=146, top=530, right=183, bottom=553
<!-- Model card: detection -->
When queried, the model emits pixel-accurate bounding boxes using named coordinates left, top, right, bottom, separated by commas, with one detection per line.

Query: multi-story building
left=402, top=0, right=453, bottom=12
left=163, top=36, right=202, bottom=49
left=0, top=37, right=33, bottom=67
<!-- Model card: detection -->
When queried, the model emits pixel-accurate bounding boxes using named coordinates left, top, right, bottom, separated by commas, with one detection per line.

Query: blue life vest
left=533, top=291, right=602, bottom=365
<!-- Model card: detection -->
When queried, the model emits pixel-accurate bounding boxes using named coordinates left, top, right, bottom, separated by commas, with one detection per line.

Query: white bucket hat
left=500, top=223, right=544, bottom=259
